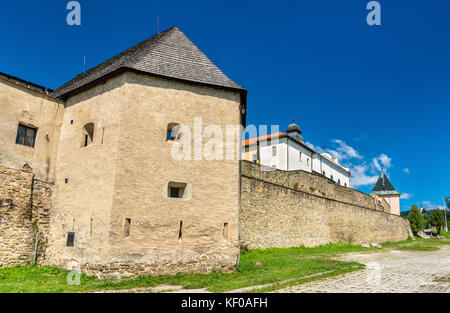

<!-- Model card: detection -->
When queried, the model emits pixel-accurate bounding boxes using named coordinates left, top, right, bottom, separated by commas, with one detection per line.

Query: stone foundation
left=0, top=165, right=53, bottom=267
left=82, top=260, right=236, bottom=279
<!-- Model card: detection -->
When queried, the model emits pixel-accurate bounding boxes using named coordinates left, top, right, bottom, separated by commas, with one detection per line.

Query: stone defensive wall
left=240, top=161, right=412, bottom=248
left=0, top=165, right=52, bottom=267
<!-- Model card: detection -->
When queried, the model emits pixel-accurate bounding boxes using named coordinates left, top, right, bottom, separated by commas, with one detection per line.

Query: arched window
left=82, top=123, right=94, bottom=147
left=338, top=179, right=341, bottom=185
left=330, top=175, right=334, bottom=181
left=167, top=123, right=181, bottom=141
left=299, top=152, right=302, bottom=162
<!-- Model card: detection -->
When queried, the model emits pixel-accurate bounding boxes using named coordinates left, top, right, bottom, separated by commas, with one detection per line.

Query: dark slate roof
left=51, top=26, right=245, bottom=99
left=371, top=172, right=400, bottom=195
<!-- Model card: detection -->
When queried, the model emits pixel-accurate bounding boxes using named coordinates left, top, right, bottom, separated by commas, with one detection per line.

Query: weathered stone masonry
left=240, top=161, right=412, bottom=249
left=0, top=165, right=53, bottom=267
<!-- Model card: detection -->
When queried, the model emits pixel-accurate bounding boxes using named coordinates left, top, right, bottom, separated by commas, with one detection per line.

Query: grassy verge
left=434, top=275, right=450, bottom=282
left=0, top=242, right=369, bottom=293
left=380, top=237, right=450, bottom=251
left=0, top=239, right=447, bottom=293
left=439, top=231, right=450, bottom=239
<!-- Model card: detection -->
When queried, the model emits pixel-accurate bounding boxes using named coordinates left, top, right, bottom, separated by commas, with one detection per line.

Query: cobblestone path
left=275, top=246, right=450, bottom=293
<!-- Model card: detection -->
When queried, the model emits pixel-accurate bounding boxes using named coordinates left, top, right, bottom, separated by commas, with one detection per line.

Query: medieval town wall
left=240, top=161, right=412, bottom=249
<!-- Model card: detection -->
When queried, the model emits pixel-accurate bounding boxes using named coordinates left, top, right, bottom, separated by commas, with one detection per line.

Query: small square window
left=16, top=124, right=37, bottom=148
left=168, top=182, right=187, bottom=199
left=66, top=232, right=75, bottom=247
left=167, top=123, right=180, bottom=141
left=170, top=187, right=181, bottom=198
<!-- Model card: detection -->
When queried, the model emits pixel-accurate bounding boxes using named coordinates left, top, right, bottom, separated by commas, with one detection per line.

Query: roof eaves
left=371, top=190, right=401, bottom=195
left=55, top=66, right=247, bottom=101
left=0, top=72, right=55, bottom=97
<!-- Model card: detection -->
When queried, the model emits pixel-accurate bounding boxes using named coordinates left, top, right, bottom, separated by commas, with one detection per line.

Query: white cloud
left=420, top=201, right=445, bottom=210
left=305, top=142, right=323, bottom=154
left=372, top=154, right=392, bottom=171
left=400, top=193, right=413, bottom=199
left=403, top=168, right=410, bottom=174
left=307, top=139, right=362, bottom=162
left=331, top=139, right=362, bottom=160
left=350, top=164, right=379, bottom=188
left=307, top=139, right=398, bottom=192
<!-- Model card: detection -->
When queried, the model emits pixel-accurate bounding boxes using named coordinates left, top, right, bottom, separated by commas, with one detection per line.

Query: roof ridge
left=52, top=26, right=244, bottom=98
left=371, top=171, right=399, bottom=194
left=55, top=26, right=177, bottom=90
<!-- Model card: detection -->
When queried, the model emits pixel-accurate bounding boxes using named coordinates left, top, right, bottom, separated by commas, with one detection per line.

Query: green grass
left=435, top=275, right=450, bottom=282
left=394, top=245, right=439, bottom=251
left=439, top=231, right=450, bottom=239
left=0, top=243, right=368, bottom=293
left=0, top=239, right=446, bottom=293
left=380, top=237, right=450, bottom=252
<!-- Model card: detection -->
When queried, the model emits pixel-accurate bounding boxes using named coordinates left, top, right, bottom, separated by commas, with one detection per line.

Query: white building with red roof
left=242, top=120, right=351, bottom=187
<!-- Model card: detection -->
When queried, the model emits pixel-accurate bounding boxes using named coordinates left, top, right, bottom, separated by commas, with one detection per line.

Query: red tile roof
left=242, top=132, right=285, bottom=146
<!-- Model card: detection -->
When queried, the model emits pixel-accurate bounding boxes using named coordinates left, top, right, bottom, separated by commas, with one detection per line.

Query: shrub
left=407, top=205, right=425, bottom=234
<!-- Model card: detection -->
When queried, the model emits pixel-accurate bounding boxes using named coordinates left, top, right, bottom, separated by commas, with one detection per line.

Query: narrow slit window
left=101, top=127, right=105, bottom=144
left=66, top=232, right=75, bottom=247
left=124, top=218, right=131, bottom=237
left=272, top=146, right=277, bottom=157
left=178, top=221, right=183, bottom=241
left=223, top=223, right=229, bottom=240
left=16, top=124, right=37, bottom=148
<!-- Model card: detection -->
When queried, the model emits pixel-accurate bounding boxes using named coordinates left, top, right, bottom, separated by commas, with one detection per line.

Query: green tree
left=407, top=205, right=425, bottom=234
left=429, top=210, right=445, bottom=233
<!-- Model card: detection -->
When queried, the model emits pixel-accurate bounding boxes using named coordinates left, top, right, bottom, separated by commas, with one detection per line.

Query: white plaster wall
left=286, top=140, right=313, bottom=172
left=319, top=157, right=350, bottom=187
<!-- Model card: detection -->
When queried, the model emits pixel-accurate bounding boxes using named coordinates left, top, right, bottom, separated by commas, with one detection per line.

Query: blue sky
left=1, top=1, right=448, bottom=211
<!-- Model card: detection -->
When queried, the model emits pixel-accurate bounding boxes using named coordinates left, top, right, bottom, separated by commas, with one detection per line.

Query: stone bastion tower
left=0, top=26, right=247, bottom=277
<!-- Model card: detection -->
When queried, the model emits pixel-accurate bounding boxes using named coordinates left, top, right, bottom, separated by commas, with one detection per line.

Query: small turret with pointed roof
left=371, top=169, right=400, bottom=195
left=286, top=118, right=304, bottom=143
